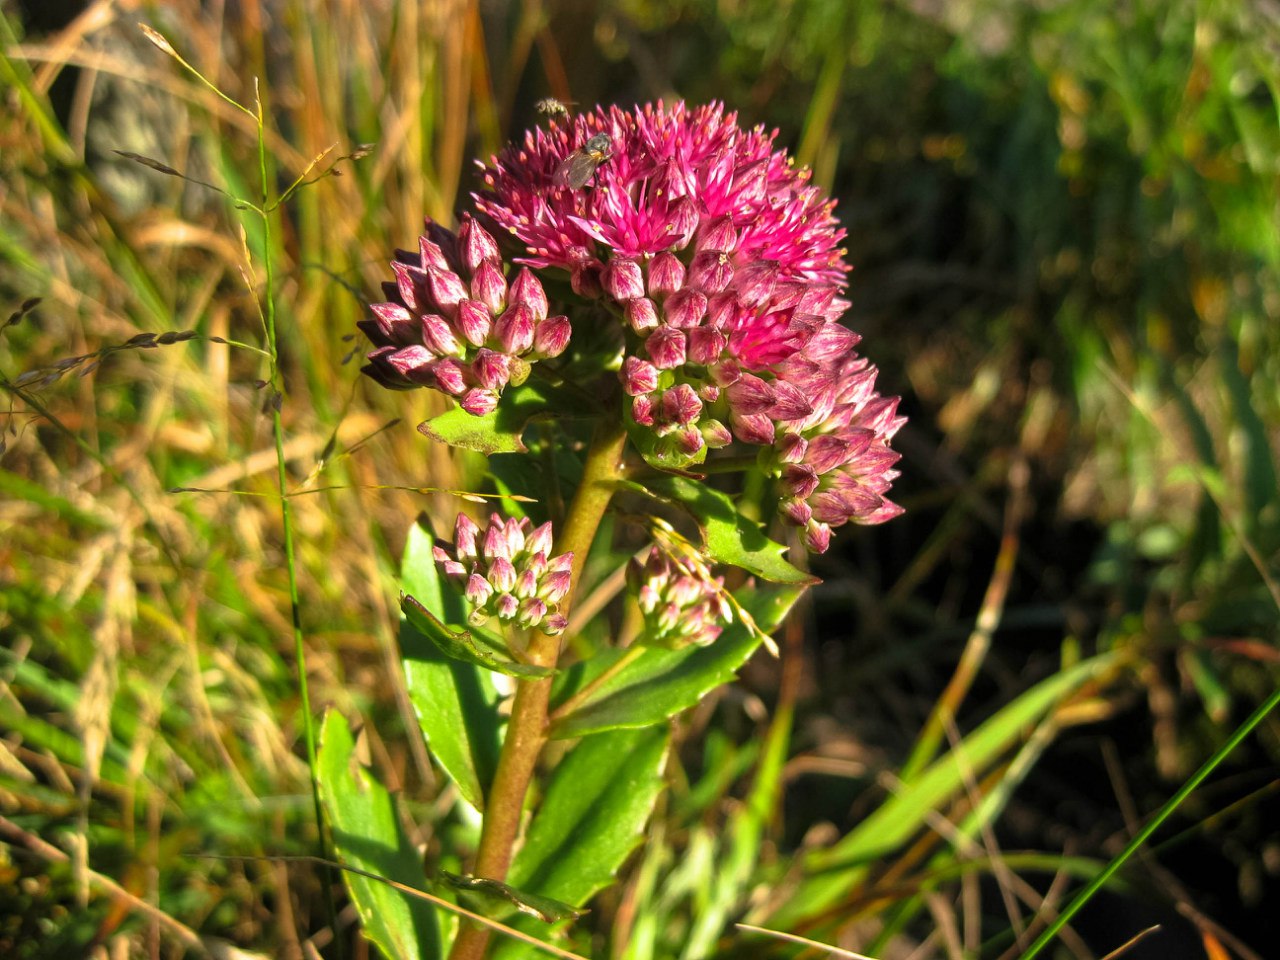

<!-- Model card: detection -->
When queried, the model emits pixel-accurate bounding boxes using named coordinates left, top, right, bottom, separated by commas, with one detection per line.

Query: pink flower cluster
left=475, top=101, right=904, bottom=552
left=358, top=215, right=570, bottom=415
left=627, top=545, right=731, bottom=648
left=433, top=513, right=573, bottom=636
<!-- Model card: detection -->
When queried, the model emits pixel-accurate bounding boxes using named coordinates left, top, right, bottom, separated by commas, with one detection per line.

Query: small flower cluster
left=359, top=215, right=571, bottom=415
left=475, top=101, right=905, bottom=551
left=433, top=513, right=573, bottom=635
left=627, top=544, right=731, bottom=648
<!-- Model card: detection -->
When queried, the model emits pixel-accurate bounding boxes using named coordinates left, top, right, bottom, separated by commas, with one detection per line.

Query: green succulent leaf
left=417, top=378, right=573, bottom=455
left=487, top=727, right=669, bottom=959
left=400, top=523, right=502, bottom=811
left=438, top=872, right=586, bottom=924
left=548, top=583, right=803, bottom=739
left=402, top=594, right=555, bottom=679
left=316, top=710, right=442, bottom=960
left=633, top=475, right=817, bottom=585
left=515, top=725, right=668, bottom=905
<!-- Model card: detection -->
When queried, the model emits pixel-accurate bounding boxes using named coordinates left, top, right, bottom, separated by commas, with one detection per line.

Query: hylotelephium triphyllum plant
left=330, top=100, right=906, bottom=960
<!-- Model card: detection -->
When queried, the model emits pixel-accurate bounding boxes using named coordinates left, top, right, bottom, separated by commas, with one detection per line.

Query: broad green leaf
left=417, top=379, right=566, bottom=455
left=316, top=710, right=442, bottom=960
left=439, top=872, right=586, bottom=923
left=402, top=595, right=555, bottom=679
left=513, top=726, right=669, bottom=903
left=769, top=652, right=1121, bottom=926
left=635, top=476, right=816, bottom=585
left=401, top=523, right=502, bottom=811
left=488, top=727, right=670, bottom=960
left=548, top=585, right=802, bottom=739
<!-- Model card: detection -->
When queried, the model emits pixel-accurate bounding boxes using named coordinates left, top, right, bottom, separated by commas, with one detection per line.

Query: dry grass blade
left=1098, top=925, right=1162, bottom=960
left=736, top=923, right=881, bottom=959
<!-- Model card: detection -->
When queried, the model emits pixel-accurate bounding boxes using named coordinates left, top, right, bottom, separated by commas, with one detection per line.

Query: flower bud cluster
left=603, top=225, right=904, bottom=554
left=433, top=513, right=574, bottom=635
left=627, top=545, right=731, bottom=649
left=359, top=215, right=571, bottom=415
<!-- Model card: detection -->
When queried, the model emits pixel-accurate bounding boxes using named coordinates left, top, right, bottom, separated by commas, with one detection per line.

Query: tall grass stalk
left=249, top=76, right=341, bottom=951
left=140, top=19, right=339, bottom=942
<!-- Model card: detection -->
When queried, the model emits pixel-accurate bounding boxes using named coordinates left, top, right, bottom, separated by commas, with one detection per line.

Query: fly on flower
left=535, top=97, right=573, bottom=119
left=553, top=133, right=612, bottom=190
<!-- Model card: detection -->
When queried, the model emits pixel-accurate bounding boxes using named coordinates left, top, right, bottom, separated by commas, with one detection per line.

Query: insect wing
left=553, top=150, right=599, bottom=189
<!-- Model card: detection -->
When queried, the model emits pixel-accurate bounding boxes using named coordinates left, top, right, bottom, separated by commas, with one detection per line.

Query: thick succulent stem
left=447, top=416, right=628, bottom=960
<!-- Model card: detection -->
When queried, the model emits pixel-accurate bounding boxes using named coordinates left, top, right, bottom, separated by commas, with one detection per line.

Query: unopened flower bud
left=426, top=267, right=468, bottom=318
left=509, top=267, right=549, bottom=321
left=456, top=299, right=492, bottom=347
left=625, top=297, right=660, bottom=334
left=687, top=327, right=727, bottom=366
left=689, top=251, right=734, bottom=293
left=488, top=556, right=517, bottom=592
left=431, top=358, right=469, bottom=395
left=660, top=383, right=702, bottom=425
left=632, top=394, right=656, bottom=426
left=434, top=512, right=574, bottom=632
left=604, top=257, right=645, bottom=301
left=466, top=573, right=494, bottom=606
left=666, top=197, right=699, bottom=248
left=392, top=261, right=430, bottom=313
left=646, top=325, right=687, bottom=369
left=494, top=303, right=535, bottom=355
left=628, top=544, right=730, bottom=648
left=665, top=289, right=708, bottom=329
left=458, top=215, right=501, bottom=272
left=697, top=215, right=738, bottom=253
left=701, top=419, right=733, bottom=449
left=471, top=349, right=511, bottom=392
left=470, top=259, right=508, bottom=315
left=460, top=388, right=499, bottom=416
left=447, top=517, right=478, bottom=559
left=533, top=316, right=571, bottom=358
left=621, top=356, right=659, bottom=396
left=648, top=251, right=685, bottom=298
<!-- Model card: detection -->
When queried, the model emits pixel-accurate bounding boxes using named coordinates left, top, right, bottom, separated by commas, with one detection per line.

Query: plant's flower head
left=475, top=100, right=904, bottom=551
left=433, top=512, right=573, bottom=635
left=475, top=100, right=847, bottom=285
left=358, top=215, right=571, bottom=415
left=627, top=544, right=731, bottom=648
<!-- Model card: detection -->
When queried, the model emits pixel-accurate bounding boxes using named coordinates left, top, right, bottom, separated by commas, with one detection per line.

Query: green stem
left=1018, top=683, right=1280, bottom=959
left=448, top=416, right=628, bottom=960
left=252, top=98, right=338, bottom=947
